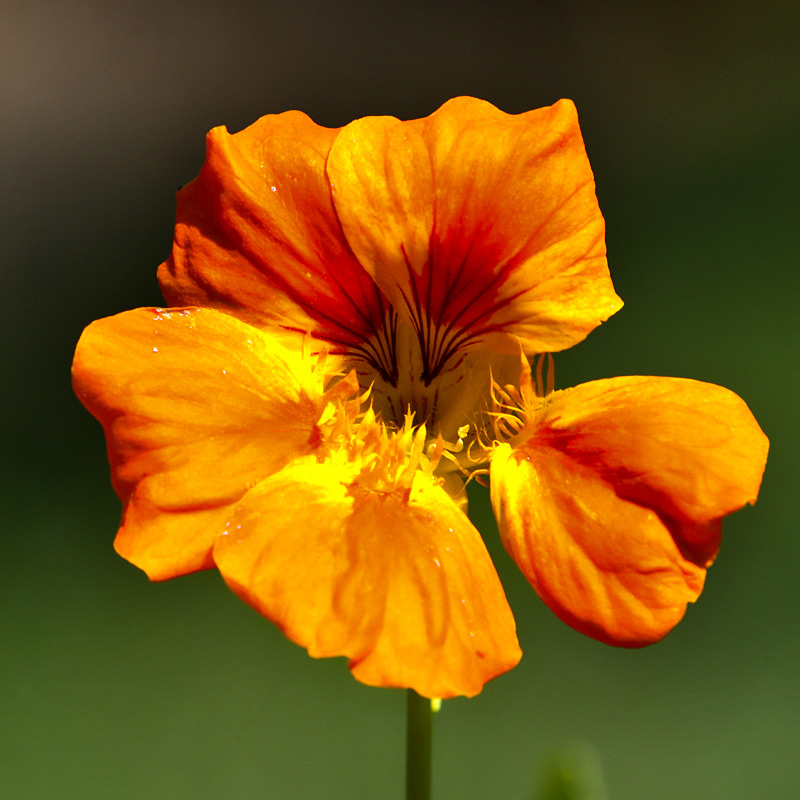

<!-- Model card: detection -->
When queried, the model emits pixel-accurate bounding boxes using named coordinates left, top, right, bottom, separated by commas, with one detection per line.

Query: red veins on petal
left=490, top=375, right=768, bottom=646
left=327, top=97, right=622, bottom=358
left=158, top=111, right=390, bottom=353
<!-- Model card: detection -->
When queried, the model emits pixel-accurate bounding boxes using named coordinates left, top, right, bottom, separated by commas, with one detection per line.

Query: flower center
left=343, top=310, right=485, bottom=441
left=489, top=353, right=555, bottom=448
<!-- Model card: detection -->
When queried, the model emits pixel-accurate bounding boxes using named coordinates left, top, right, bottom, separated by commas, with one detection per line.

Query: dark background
left=3, top=1, right=798, bottom=797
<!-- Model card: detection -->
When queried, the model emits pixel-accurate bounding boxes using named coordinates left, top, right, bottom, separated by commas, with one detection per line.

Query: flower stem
left=406, top=689, right=433, bottom=800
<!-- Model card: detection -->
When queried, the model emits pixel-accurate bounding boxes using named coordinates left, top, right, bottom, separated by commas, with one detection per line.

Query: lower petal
left=537, top=376, right=769, bottom=524
left=114, top=493, right=225, bottom=580
left=490, top=442, right=707, bottom=646
left=72, top=307, right=326, bottom=580
left=214, top=461, right=520, bottom=698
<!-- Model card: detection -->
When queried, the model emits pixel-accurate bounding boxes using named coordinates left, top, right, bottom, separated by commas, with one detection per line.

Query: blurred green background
left=3, top=1, right=798, bottom=797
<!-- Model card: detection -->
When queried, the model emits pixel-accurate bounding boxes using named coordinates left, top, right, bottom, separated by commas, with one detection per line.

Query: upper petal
left=327, top=97, right=621, bottom=355
left=158, top=111, right=390, bottom=351
left=214, top=460, right=521, bottom=698
left=72, top=307, right=327, bottom=579
left=489, top=375, right=768, bottom=645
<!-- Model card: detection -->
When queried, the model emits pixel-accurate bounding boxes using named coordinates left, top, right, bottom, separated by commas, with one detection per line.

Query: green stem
left=406, top=689, right=433, bottom=800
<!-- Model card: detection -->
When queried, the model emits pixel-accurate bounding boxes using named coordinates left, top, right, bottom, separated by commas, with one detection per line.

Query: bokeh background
left=3, top=1, right=798, bottom=798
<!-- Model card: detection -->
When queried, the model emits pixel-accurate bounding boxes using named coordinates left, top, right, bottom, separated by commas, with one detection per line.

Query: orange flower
left=72, top=98, right=767, bottom=698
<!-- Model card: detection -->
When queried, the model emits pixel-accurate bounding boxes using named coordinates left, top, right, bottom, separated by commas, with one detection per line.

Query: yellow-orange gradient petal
left=490, top=376, right=768, bottom=646
left=327, top=97, right=621, bottom=356
left=213, top=461, right=521, bottom=698
left=158, top=111, right=390, bottom=352
left=72, top=307, right=326, bottom=580
left=491, top=442, right=707, bottom=645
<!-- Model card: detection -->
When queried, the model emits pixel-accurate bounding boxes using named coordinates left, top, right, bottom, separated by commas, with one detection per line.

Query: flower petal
left=490, top=376, right=768, bottom=645
left=158, top=111, right=390, bottom=351
left=491, top=442, right=707, bottom=645
left=534, top=377, right=768, bottom=526
left=214, top=461, right=521, bottom=698
left=327, top=96, right=621, bottom=355
left=72, top=307, right=326, bottom=579
left=327, top=114, right=434, bottom=296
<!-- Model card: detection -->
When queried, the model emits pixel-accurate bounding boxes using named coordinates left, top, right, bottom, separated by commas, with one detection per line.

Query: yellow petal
left=327, top=96, right=621, bottom=355
left=72, top=307, right=326, bottom=579
left=490, top=376, right=768, bottom=645
left=214, top=461, right=521, bottom=698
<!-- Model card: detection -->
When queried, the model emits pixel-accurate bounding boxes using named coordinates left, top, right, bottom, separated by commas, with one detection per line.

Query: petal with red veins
left=158, top=112, right=389, bottom=351
left=534, top=376, right=768, bottom=525
left=327, top=96, right=621, bottom=356
left=490, top=376, right=768, bottom=645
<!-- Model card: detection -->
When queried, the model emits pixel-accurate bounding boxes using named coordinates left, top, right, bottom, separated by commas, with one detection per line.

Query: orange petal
left=490, top=376, right=768, bottom=645
left=491, top=442, right=707, bottom=645
left=534, top=376, right=768, bottom=526
left=72, top=307, right=326, bottom=579
left=327, top=96, right=621, bottom=355
left=327, top=115, right=434, bottom=301
left=214, top=462, right=521, bottom=698
left=158, top=111, right=390, bottom=351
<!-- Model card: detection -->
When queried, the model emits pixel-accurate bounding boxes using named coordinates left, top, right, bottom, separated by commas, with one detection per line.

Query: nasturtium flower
left=73, top=97, right=768, bottom=699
